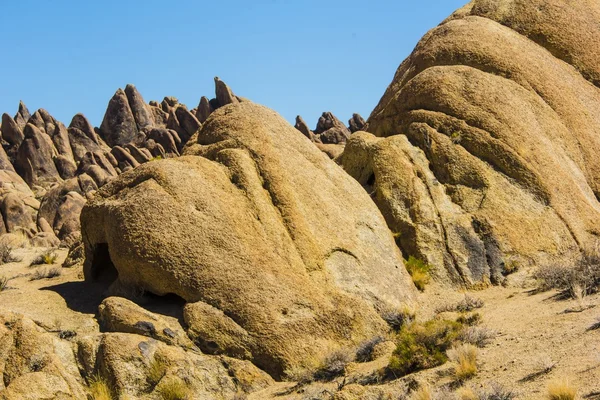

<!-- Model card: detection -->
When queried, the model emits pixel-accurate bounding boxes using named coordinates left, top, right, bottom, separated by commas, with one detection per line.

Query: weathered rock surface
left=81, top=101, right=417, bottom=378
left=342, top=0, right=600, bottom=285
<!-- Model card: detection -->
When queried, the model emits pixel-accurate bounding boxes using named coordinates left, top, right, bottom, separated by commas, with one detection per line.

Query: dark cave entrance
left=90, top=243, right=118, bottom=284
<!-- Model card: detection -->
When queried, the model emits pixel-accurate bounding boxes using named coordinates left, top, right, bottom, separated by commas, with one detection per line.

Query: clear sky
left=0, top=0, right=467, bottom=129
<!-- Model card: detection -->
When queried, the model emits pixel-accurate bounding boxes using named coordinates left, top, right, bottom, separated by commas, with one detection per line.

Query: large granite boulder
left=81, top=102, right=417, bottom=378
left=342, top=0, right=600, bottom=285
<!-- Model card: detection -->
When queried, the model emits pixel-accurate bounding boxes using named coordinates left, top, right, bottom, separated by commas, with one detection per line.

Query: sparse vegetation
left=503, top=260, right=520, bottom=276
left=477, top=382, right=517, bottom=400
left=313, top=348, right=354, bottom=381
left=436, top=295, right=484, bottom=314
left=449, top=344, right=478, bottom=381
left=533, top=248, right=600, bottom=298
left=404, top=256, right=432, bottom=291
left=456, top=312, right=482, bottom=326
left=88, top=374, right=114, bottom=400
left=148, top=356, right=168, bottom=386
left=30, top=266, right=62, bottom=281
left=450, top=131, right=463, bottom=144
left=356, top=335, right=386, bottom=363
left=459, top=326, right=497, bottom=348
left=30, top=250, right=58, bottom=266
left=0, top=242, right=19, bottom=264
left=388, top=318, right=462, bottom=377
left=157, top=376, right=190, bottom=400
left=381, top=305, right=416, bottom=331
left=0, top=276, right=8, bottom=292
left=547, top=379, right=577, bottom=400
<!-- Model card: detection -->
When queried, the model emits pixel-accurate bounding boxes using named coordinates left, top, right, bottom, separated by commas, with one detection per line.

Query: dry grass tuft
left=157, top=376, right=190, bottom=400
left=448, top=344, right=478, bottom=381
left=88, top=374, right=114, bottom=400
left=148, top=356, right=168, bottom=385
left=547, top=379, right=577, bottom=400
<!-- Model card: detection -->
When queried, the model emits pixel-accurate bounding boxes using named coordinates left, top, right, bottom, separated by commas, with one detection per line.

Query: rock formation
left=81, top=101, right=417, bottom=378
left=341, top=0, right=600, bottom=286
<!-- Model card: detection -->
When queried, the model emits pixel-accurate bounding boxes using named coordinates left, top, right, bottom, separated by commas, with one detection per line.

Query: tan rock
left=98, top=297, right=193, bottom=348
left=347, top=0, right=600, bottom=283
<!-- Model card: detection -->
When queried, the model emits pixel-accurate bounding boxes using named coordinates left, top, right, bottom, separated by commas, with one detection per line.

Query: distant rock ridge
left=0, top=78, right=245, bottom=246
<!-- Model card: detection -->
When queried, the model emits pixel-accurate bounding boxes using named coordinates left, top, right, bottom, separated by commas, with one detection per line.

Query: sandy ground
left=1, top=247, right=599, bottom=399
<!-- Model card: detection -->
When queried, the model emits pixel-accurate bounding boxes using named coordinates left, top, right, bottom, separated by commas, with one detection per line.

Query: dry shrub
left=437, top=295, right=484, bottom=313
left=30, top=266, right=62, bottom=281
left=0, top=276, right=8, bottom=292
left=30, top=250, right=58, bottom=266
left=456, top=312, right=482, bottom=326
left=313, top=348, right=354, bottom=381
left=356, top=336, right=386, bottom=362
left=478, top=382, right=517, bottom=400
left=381, top=304, right=416, bottom=331
left=533, top=248, right=600, bottom=298
left=459, top=326, right=497, bottom=348
left=547, top=379, right=577, bottom=400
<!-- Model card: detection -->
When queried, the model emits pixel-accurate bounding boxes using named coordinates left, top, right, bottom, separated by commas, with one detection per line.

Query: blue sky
left=0, top=0, right=467, bottom=129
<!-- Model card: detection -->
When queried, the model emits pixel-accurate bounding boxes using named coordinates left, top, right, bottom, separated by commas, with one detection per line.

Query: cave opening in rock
left=90, top=243, right=118, bottom=284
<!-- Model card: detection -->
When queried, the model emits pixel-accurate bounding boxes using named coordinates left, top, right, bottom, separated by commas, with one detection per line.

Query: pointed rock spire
left=14, top=101, right=31, bottom=128
left=196, top=96, right=214, bottom=123
left=214, top=77, right=238, bottom=107
left=99, top=88, right=138, bottom=147
left=348, top=113, right=366, bottom=133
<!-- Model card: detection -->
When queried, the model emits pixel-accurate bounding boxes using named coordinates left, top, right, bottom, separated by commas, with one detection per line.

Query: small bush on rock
left=404, top=256, right=432, bottom=291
